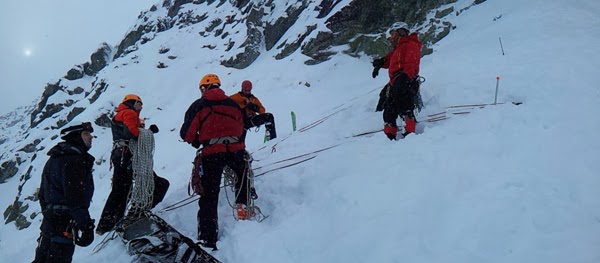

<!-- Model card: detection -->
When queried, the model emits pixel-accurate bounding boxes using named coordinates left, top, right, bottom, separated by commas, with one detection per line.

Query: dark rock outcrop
left=30, top=81, right=62, bottom=126
left=65, top=64, right=86, bottom=80
left=85, top=43, right=113, bottom=76
left=221, top=24, right=262, bottom=69
left=0, top=160, right=18, bottom=183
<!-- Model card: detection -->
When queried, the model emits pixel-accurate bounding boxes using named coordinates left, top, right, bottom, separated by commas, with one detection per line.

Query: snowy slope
left=1, top=0, right=600, bottom=262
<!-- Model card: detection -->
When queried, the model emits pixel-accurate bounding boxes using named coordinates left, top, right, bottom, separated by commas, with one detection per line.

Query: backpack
left=121, top=212, right=221, bottom=263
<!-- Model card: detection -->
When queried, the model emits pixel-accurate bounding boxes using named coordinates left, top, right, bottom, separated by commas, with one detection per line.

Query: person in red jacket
left=180, top=74, right=249, bottom=250
left=96, top=94, right=170, bottom=235
left=229, top=80, right=277, bottom=142
left=372, top=22, right=423, bottom=140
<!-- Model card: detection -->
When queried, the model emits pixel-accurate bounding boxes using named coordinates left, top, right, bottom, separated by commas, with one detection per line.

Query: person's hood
left=116, top=102, right=137, bottom=113
left=203, top=88, right=228, bottom=100
left=398, top=33, right=420, bottom=45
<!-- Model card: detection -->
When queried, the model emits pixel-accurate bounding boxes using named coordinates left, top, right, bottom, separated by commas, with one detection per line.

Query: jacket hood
left=203, top=88, right=228, bottom=101
left=398, top=33, right=420, bottom=44
left=116, top=102, right=136, bottom=113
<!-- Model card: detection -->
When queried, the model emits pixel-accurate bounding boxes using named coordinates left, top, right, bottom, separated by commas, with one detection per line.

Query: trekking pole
left=494, top=76, right=500, bottom=105
left=498, top=37, right=505, bottom=55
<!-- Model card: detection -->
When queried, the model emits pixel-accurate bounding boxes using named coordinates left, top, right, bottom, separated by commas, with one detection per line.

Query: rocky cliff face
left=1, top=0, right=486, bottom=230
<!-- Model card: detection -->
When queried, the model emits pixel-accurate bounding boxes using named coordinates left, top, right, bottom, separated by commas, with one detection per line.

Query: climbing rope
left=127, top=128, right=155, bottom=216
left=223, top=151, right=268, bottom=222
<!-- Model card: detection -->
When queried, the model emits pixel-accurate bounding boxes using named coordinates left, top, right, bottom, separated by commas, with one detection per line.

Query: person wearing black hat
left=32, top=122, right=96, bottom=263
left=229, top=80, right=277, bottom=142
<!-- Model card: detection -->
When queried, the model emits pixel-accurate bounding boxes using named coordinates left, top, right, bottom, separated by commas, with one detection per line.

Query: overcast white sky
left=0, top=0, right=156, bottom=116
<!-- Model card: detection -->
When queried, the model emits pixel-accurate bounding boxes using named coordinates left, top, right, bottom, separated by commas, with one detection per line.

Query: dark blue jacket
left=39, top=142, right=95, bottom=226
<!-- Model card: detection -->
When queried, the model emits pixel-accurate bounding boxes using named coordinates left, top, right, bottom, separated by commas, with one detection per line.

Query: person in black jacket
left=32, top=122, right=96, bottom=263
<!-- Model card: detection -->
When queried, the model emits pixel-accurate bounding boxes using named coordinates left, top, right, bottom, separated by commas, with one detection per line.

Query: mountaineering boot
left=404, top=118, right=416, bottom=135
left=235, top=204, right=255, bottom=220
left=265, top=121, right=277, bottom=140
left=96, top=228, right=108, bottom=236
left=198, top=240, right=218, bottom=251
left=383, top=123, right=398, bottom=140
left=95, top=222, right=114, bottom=236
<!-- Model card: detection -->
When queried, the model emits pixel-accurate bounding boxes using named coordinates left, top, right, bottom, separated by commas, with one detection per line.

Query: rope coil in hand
left=127, top=128, right=155, bottom=215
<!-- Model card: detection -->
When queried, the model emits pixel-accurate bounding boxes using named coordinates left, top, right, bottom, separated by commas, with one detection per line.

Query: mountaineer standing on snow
left=229, top=80, right=277, bottom=142
left=33, top=122, right=96, bottom=262
left=180, top=74, right=251, bottom=250
left=96, top=94, right=170, bottom=235
left=372, top=22, right=423, bottom=140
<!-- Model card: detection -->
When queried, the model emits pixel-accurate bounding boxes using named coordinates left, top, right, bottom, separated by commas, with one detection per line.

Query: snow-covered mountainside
left=1, top=0, right=459, bottom=230
left=1, top=0, right=599, bottom=262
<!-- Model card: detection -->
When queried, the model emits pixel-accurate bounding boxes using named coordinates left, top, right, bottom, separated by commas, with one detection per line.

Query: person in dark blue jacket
left=32, top=122, right=96, bottom=263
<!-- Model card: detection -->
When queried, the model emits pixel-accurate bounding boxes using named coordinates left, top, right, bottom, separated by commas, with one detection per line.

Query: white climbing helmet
left=385, top=22, right=409, bottom=38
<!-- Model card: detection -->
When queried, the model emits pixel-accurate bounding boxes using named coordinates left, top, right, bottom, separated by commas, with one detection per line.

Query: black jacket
left=39, top=142, right=95, bottom=226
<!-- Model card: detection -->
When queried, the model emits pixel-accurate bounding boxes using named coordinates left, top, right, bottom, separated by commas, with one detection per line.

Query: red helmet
left=241, top=80, right=252, bottom=93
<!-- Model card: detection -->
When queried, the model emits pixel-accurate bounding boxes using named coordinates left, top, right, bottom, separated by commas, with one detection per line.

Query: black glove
left=191, top=140, right=201, bottom=149
left=74, top=219, right=95, bottom=247
left=247, top=103, right=260, bottom=112
left=372, top=67, right=380, bottom=78
left=149, top=124, right=159, bottom=133
left=372, top=58, right=385, bottom=68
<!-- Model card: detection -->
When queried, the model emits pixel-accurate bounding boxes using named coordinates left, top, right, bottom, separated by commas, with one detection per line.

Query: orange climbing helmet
left=122, top=94, right=143, bottom=104
left=199, top=74, right=221, bottom=91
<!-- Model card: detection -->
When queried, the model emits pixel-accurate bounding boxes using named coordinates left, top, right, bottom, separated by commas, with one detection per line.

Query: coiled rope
left=127, top=128, right=155, bottom=215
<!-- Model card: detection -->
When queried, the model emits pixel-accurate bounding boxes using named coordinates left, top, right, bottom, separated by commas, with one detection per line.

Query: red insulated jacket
left=113, top=103, right=142, bottom=139
left=382, top=33, right=422, bottom=83
left=180, top=88, right=246, bottom=155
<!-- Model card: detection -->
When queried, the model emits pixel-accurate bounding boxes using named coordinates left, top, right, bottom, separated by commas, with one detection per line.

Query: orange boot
left=236, top=204, right=255, bottom=220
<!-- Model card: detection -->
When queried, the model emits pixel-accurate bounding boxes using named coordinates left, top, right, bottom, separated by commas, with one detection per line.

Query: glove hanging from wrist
left=372, top=67, right=380, bottom=78
left=372, top=58, right=386, bottom=68
left=149, top=124, right=159, bottom=133
left=73, top=219, right=95, bottom=247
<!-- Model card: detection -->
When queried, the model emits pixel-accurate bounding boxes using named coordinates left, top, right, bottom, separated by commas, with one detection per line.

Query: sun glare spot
left=24, top=49, right=33, bottom=57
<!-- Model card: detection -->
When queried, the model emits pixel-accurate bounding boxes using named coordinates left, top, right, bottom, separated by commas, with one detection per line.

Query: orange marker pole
left=494, top=76, right=500, bottom=105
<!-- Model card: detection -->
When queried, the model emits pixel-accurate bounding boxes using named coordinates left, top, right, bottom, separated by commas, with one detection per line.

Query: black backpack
left=120, top=212, right=221, bottom=263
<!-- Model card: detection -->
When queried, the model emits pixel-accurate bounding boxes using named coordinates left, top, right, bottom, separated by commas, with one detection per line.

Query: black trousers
left=382, top=73, right=418, bottom=125
left=33, top=210, right=75, bottom=263
left=97, top=147, right=170, bottom=233
left=241, top=113, right=277, bottom=141
left=197, top=150, right=247, bottom=243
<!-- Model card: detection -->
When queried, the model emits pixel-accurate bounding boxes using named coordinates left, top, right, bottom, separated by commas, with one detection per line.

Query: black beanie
left=60, top=122, right=93, bottom=150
